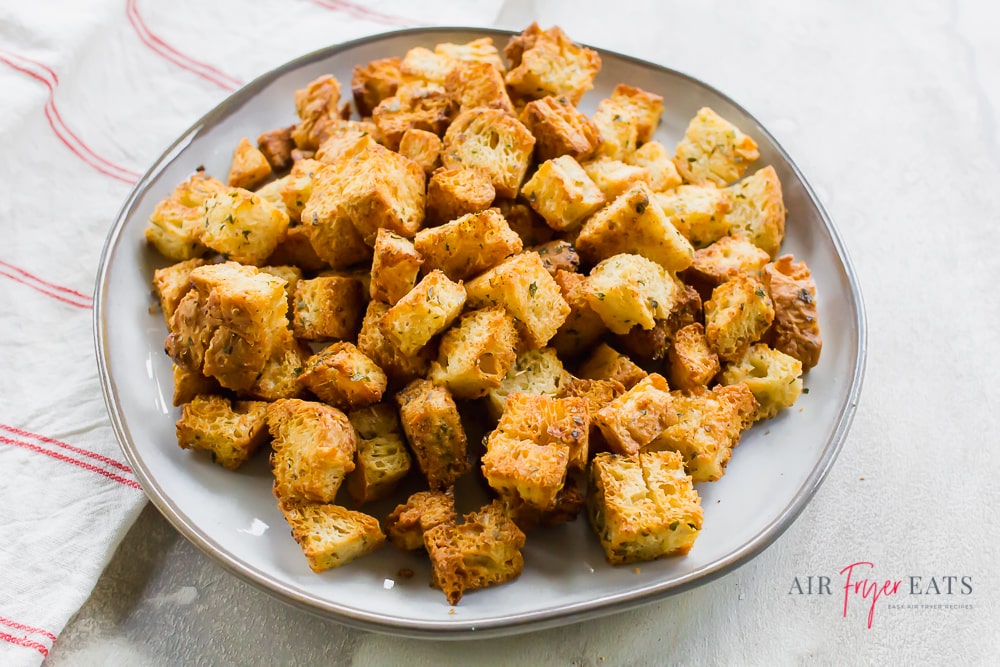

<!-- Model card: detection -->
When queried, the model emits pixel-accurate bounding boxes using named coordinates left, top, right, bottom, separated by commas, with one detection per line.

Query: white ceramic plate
left=94, top=27, right=866, bottom=638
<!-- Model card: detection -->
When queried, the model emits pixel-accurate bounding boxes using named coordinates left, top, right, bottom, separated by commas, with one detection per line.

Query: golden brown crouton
left=533, top=241, right=580, bottom=276
left=615, top=283, right=702, bottom=364
left=625, top=140, right=683, bottom=192
left=378, top=270, right=466, bottom=356
left=577, top=342, right=647, bottom=389
left=720, top=344, right=803, bottom=420
left=369, top=229, right=423, bottom=305
left=146, top=172, right=226, bottom=260
left=441, top=108, right=536, bottom=198
left=724, top=165, right=786, bottom=258
left=153, top=258, right=206, bottom=324
left=592, top=94, right=643, bottom=160
left=299, top=342, right=387, bottom=409
left=503, top=471, right=586, bottom=532
left=268, top=398, right=356, bottom=503
left=227, top=137, right=273, bottom=190
left=592, top=373, right=676, bottom=456
left=495, top=199, right=554, bottom=246
left=243, top=329, right=311, bottom=401
left=428, top=306, right=519, bottom=399
left=435, top=37, right=505, bottom=71
left=384, top=489, right=456, bottom=551
left=482, top=431, right=570, bottom=510
left=279, top=502, right=384, bottom=572
left=607, top=84, right=664, bottom=144
left=588, top=450, right=702, bottom=565
left=649, top=384, right=757, bottom=482
left=764, top=255, right=822, bottom=370
left=674, top=107, right=759, bottom=186
left=549, top=270, right=606, bottom=358
left=414, top=209, right=522, bottom=281
left=291, top=275, right=365, bottom=341
left=279, top=158, right=325, bottom=223
left=668, top=323, right=721, bottom=391
left=176, top=395, right=269, bottom=470
left=577, top=183, right=694, bottom=272
left=444, top=61, right=514, bottom=114
left=254, top=176, right=289, bottom=215
left=686, top=235, right=771, bottom=288
left=425, top=167, right=496, bottom=224
left=504, top=23, right=601, bottom=105
left=199, top=187, right=290, bottom=265
left=263, top=225, right=327, bottom=273
left=704, top=272, right=775, bottom=362
left=396, top=379, right=470, bottom=490
left=372, top=82, right=455, bottom=151
left=521, top=155, right=605, bottom=231
left=557, top=377, right=627, bottom=453
left=496, top=392, right=590, bottom=470
left=346, top=404, right=411, bottom=504
left=486, top=347, right=568, bottom=418
left=397, top=128, right=443, bottom=174
left=465, top=252, right=570, bottom=349
left=581, top=157, right=650, bottom=201
left=292, top=74, right=342, bottom=150
left=313, top=120, right=379, bottom=164
left=257, top=125, right=296, bottom=173
left=519, top=95, right=602, bottom=163
left=355, top=300, right=432, bottom=386
left=352, top=56, right=406, bottom=117
left=171, top=364, right=221, bottom=407
left=424, top=499, right=526, bottom=605
left=585, top=253, right=682, bottom=334
left=654, top=184, right=732, bottom=249
left=400, top=46, right=458, bottom=85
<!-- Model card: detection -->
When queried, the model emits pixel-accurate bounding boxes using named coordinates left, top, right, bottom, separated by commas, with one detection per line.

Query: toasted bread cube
left=378, top=270, right=465, bottom=356
left=582, top=157, right=649, bottom=201
left=314, top=120, right=379, bottom=164
left=592, top=101, right=639, bottom=160
left=401, top=46, right=457, bottom=85
left=414, top=209, right=522, bottom=281
left=373, top=82, right=455, bottom=151
left=259, top=264, right=302, bottom=316
left=504, top=23, right=601, bottom=105
left=704, top=273, right=775, bottom=362
left=466, top=252, right=570, bottom=348
left=299, top=342, right=387, bottom=409
left=503, top=470, right=586, bottom=532
left=724, top=165, right=786, bottom=258
left=279, top=158, right=325, bottom=223
left=764, top=255, right=822, bottom=370
left=171, top=364, right=221, bottom=406
left=721, top=344, right=803, bottom=420
left=521, top=156, right=605, bottom=231
left=486, top=347, right=568, bottom=418
left=428, top=307, right=519, bottom=399
left=243, top=329, right=311, bottom=401
left=649, top=384, right=757, bottom=482
left=268, top=398, right=356, bottom=503
left=263, top=225, right=326, bottom=272
left=609, top=84, right=664, bottom=144
left=626, top=141, right=682, bottom=192
left=497, top=392, right=589, bottom=469
left=257, top=125, right=296, bottom=172
left=436, top=37, right=505, bottom=71
left=444, top=61, right=514, bottom=114
left=577, top=342, right=647, bottom=389
left=585, top=253, right=681, bottom=334
left=397, top=379, right=470, bottom=489
left=616, top=284, right=701, bottom=363
left=369, top=229, right=422, bottom=305
left=254, top=178, right=289, bottom=217
left=577, top=183, right=694, bottom=272
left=303, top=210, right=373, bottom=270
left=687, top=235, right=771, bottom=287
left=164, top=290, right=211, bottom=374
left=533, top=241, right=580, bottom=276
left=384, top=489, right=456, bottom=551
left=495, top=199, right=554, bottom=246
left=426, top=167, right=496, bottom=224
left=667, top=323, right=720, bottom=391
left=280, top=502, right=384, bottom=572
left=153, top=258, right=206, bottom=324
left=356, top=300, right=432, bottom=385
left=292, top=74, right=342, bottom=150
left=290, top=276, right=365, bottom=341
left=227, top=137, right=273, bottom=190
left=674, top=107, right=759, bottom=186
left=346, top=404, right=412, bottom=504
left=549, top=270, right=606, bottom=358
left=352, top=56, right=405, bottom=117
left=199, top=187, right=290, bottom=265
left=146, top=199, right=206, bottom=261
left=482, top=431, right=570, bottom=510
left=592, top=373, right=676, bottom=456
left=654, top=184, right=732, bottom=249
left=441, top=109, right=536, bottom=198
left=520, top=95, right=602, bottom=163
left=398, top=128, right=443, bottom=174
left=558, top=377, right=627, bottom=453
left=588, top=450, right=703, bottom=565
left=424, top=500, right=526, bottom=605
left=176, top=395, right=269, bottom=470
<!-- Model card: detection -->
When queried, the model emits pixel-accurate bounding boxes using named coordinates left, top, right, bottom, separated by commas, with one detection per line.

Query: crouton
left=441, top=108, right=536, bottom=198
left=267, top=398, right=356, bottom=503
left=279, top=502, right=384, bottom=572
left=384, top=489, right=456, bottom=551
left=253, top=178, right=289, bottom=218
left=608, top=84, right=664, bottom=144
left=625, top=140, right=683, bottom=192
left=414, top=209, right=522, bottom=281
left=649, top=384, right=757, bottom=482
left=243, top=329, right=311, bottom=401
left=592, top=373, right=676, bottom=456
left=291, top=275, right=365, bottom=341
left=704, top=273, right=775, bottom=362
left=313, top=120, right=379, bottom=164
left=557, top=377, right=627, bottom=453
left=465, top=252, right=570, bottom=348
left=352, top=56, right=406, bottom=117
left=503, top=470, right=586, bottom=532
left=674, top=107, right=759, bottom=186
left=435, top=37, right=505, bottom=71
left=171, top=364, right=220, bottom=406
left=378, top=270, right=466, bottom=356
left=592, top=101, right=639, bottom=160
left=257, top=125, right=296, bottom=173
left=504, top=23, right=601, bottom=105
left=577, top=343, right=647, bottom=389
left=585, top=253, right=681, bottom=334
left=486, top=347, right=568, bottom=418
left=521, top=155, right=605, bottom=231
left=424, top=499, right=526, bottom=605
left=444, top=61, right=514, bottom=114
left=369, top=229, right=423, bottom=305
left=654, top=184, right=732, bottom=249
left=279, top=158, right=325, bottom=223
left=227, top=137, right=273, bottom=190
left=299, top=342, right=387, bottom=409
left=687, top=235, right=771, bottom=287
left=533, top=241, right=580, bottom=276
left=263, top=225, right=327, bottom=273
left=153, top=258, right=206, bottom=324
left=581, top=157, right=649, bottom=201
left=588, top=450, right=702, bottom=565
left=667, top=323, right=721, bottom=391
left=356, top=300, right=433, bottom=385
left=373, top=82, right=455, bottom=151
left=615, top=284, right=702, bottom=363
left=396, top=379, right=470, bottom=489
left=425, top=167, right=496, bottom=224
left=400, top=46, right=457, bottom=85
left=146, top=172, right=225, bottom=261
left=577, top=183, right=694, bottom=272
left=720, top=344, right=803, bottom=420
left=291, top=74, right=342, bottom=150
left=398, top=128, right=443, bottom=173
left=495, top=199, right=554, bottom=246
left=199, top=187, right=290, bottom=265
left=724, top=165, right=786, bottom=258
left=549, top=270, right=606, bottom=358
left=176, top=395, right=269, bottom=470
left=496, top=392, right=590, bottom=470
left=428, top=306, right=519, bottom=399
left=482, top=430, right=570, bottom=510
left=764, top=255, right=822, bottom=370
left=346, top=404, right=411, bottom=504
left=519, top=95, right=602, bottom=163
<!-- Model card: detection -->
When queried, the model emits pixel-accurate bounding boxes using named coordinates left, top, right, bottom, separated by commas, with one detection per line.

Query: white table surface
left=50, top=0, right=1000, bottom=664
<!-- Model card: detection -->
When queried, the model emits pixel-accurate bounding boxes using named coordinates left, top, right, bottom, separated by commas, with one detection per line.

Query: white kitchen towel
left=0, top=1, right=502, bottom=664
